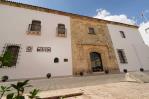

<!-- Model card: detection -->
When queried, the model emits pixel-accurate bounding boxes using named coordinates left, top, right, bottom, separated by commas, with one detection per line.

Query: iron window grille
left=28, top=20, right=41, bottom=35
left=57, top=24, right=67, bottom=37
left=117, top=49, right=128, bottom=64
left=120, top=31, right=126, bottom=38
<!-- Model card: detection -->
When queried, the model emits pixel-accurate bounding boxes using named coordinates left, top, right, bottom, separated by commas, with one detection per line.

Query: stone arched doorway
left=90, top=52, right=103, bottom=72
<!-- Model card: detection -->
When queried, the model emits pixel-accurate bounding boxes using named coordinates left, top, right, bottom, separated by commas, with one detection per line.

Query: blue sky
left=9, top=0, right=149, bottom=24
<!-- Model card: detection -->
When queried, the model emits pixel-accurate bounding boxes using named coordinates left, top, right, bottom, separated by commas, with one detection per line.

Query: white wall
left=0, top=4, right=72, bottom=79
left=107, top=24, right=149, bottom=72
left=139, top=22, right=149, bottom=46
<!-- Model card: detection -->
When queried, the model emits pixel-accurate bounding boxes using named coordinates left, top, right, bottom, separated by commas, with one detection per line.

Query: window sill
left=88, top=33, right=96, bottom=35
left=27, top=31, right=41, bottom=36
left=120, top=62, right=128, bottom=64
left=57, top=33, right=67, bottom=37
left=0, top=66, right=16, bottom=69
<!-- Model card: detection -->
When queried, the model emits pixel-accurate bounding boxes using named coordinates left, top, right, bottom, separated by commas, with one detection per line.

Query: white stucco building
left=0, top=1, right=149, bottom=80
left=0, top=4, right=72, bottom=79
left=107, top=24, right=149, bottom=72
left=139, top=22, right=149, bottom=46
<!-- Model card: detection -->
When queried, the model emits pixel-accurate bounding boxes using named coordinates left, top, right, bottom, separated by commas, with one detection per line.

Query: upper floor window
left=27, top=20, right=41, bottom=35
left=0, top=45, right=20, bottom=68
left=57, top=24, right=67, bottom=37
left=117, top=49, right=128, bottom=64
left=30, top=20, right=41, bottom=32
left=88, top=27, right=95, bottom=34
left=120, top=31, right=126, bottom=38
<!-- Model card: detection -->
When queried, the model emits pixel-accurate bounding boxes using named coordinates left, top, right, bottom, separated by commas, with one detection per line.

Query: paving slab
left=125, top=72, right=149, bottom=83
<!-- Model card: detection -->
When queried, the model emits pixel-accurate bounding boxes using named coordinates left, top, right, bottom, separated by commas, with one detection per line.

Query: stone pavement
left=125, top=72, right=149, bottom=83
left=1, top=72, right=149, bottom=99
left=0, top=73, right=125, bottom=92
left=61, top=82, right=149, bottom=99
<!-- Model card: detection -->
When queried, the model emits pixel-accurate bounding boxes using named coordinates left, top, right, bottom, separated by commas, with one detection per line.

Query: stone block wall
left=70, top=17, right=119, bottom=75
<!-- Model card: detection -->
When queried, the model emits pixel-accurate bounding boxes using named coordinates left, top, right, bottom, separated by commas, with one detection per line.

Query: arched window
left=54, top=57, right=59, bottom=63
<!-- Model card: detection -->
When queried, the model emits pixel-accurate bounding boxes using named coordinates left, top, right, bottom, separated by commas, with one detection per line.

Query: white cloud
left=94, top=9, right=136, bottom=25
left=144, top=10, right=149, bottom=14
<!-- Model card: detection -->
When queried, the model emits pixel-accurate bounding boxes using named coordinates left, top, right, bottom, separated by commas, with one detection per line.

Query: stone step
left=125, top=72, right=149, bottom=83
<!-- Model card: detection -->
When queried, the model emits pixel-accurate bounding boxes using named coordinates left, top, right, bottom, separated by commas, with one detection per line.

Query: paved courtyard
left=38, top=82, right=149, bottom=99
left=1, top=72, right=149, bottom=99
left=0, top=73, right=125, bottom=91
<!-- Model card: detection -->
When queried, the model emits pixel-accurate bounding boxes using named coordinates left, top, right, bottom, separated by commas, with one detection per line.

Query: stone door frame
left=83, top=45, right=109, bottom=73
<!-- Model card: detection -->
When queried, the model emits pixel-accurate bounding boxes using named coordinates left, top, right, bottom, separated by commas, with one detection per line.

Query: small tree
left=2, top=50, right=14, bottom=67
left=7, top=80, right=31, bottom=99
left=0, top=86, right=11, bottom=99
left=28, top=89, right=40, bottom=99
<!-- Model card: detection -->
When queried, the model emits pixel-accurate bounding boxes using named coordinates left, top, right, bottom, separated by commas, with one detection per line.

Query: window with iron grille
left=120, top=31, right=126, bottom=38
left=117, top=49, right=128, bottom=64
left=57, top=24, right=66, bottom=37
left=88, top=27, right=95, bottom=34
left=1, top=45, right=20, bottom=67
left=29, top=20, right=41, bottom=32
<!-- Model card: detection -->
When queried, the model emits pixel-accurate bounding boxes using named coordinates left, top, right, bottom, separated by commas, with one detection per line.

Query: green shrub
left=28, top=89, right=40, bottom=99
left=0, top=86, right=11, bottom=99
left=0, top=80, right=41, bottom=99
left=7, top=80, right=31, bottom=99
left=2, top=50, right=14, bottom=67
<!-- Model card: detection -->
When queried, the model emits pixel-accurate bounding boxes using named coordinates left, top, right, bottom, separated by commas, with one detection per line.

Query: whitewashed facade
left=107, top=24, right=149, bottom=72
left=0, top=4, right=72, bottom=79
left=1, top=1, right=149, bottom=80
left=139, top=22, right=149, bottom=46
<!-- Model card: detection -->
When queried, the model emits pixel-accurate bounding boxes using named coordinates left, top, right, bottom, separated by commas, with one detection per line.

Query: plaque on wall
left=26, top=46, right=33, bottom=52
left=37, top=47, right=51, bottom=52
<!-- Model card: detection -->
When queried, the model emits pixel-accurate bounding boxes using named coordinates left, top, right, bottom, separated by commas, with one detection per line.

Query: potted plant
left=123, top=69, right=127, bottom=73
left=80, top=71, right=84, bottom=76
left=140, top=68, right=144, bottom=72
left=1, top=75, right=9, bottom=82
left=105, top=69, right=109, bottom=74
left=46, top=73, right=51, bottom=79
